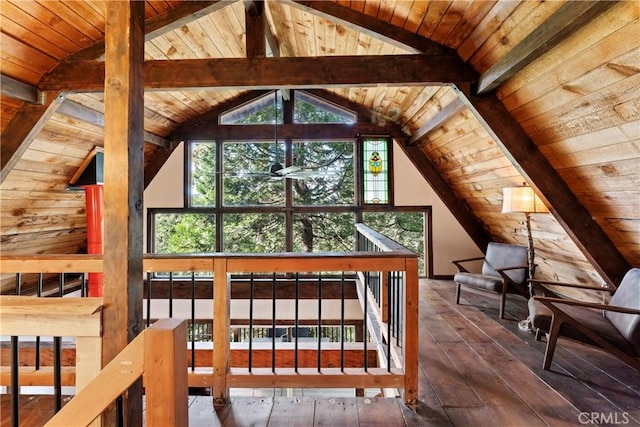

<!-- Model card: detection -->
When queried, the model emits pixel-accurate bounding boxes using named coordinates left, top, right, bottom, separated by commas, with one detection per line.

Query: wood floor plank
left=355, top=397, right=405, bottom=427
left=267, top=397, right=315, bottom=427
left=313, top=397, right=359, bottom=427
left=221, top=397, right=273, bottom=427
left=411, top=367, right=453, bottom=426
left=439, top=342, right=546, bottom=427
left=187, top=396, right=221, bottom=426
left=419, top=326, right=484, bottom=408
left=444, top=407, right=499, bottom=426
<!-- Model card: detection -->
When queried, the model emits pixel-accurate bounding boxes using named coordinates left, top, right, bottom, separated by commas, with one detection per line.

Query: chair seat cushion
left=528, top=299, right=637, bottom=357
left=454, top=272, right=503, bottom=292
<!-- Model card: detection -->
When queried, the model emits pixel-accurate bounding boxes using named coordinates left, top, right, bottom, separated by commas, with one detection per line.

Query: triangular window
left=219, top=91, right=283, bottom=124
left=294, top=91, right=356, bottom=124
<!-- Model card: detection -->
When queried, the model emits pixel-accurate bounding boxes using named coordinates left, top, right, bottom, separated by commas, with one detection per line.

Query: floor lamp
left=502, top=184, right=549, bottom=333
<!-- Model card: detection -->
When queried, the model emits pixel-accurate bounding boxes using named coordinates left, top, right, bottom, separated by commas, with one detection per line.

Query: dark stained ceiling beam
left=288, top=1, right=449, bottom=55
left=1, top=74, right=41, bottom=103
left=174, top=122, right=405, bottom=142
left=476, top=1, right=617, bottom=94
left=40, top=54, right=476, bottom=91
left=466, top=94, right=631, bottom=287
left=70, top=0, right=238, bottom=61
left=398, top=143, right=492, bottom=252
left=57, top=100, right=171, bottom=149
left=408, top=95, right=466, bottom=146
left=0, top=90, right=66, bottom=184
left=245, top=1, right=266, bottom=57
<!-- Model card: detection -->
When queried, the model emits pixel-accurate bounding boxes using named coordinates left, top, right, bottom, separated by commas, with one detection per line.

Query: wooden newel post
left=403, top=257, right=419, bottom=404
left=143, top=319, right=189, bottom=426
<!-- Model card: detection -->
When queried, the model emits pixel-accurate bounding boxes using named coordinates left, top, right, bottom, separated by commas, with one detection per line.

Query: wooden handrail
left=1, top=248, right=419, bottom=406
left=46, top=318, right=188, bottom=427
left=355, top=223, right=415, bottom=253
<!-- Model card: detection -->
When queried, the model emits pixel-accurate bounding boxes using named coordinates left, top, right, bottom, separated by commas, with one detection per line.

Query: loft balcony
left=0, top=226, right=637, bottom=426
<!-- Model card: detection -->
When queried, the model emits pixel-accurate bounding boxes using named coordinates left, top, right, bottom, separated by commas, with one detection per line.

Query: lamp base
left=518, top=317, right=535, bottom=334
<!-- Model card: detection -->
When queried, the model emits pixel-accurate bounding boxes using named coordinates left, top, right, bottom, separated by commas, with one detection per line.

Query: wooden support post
left=143, top=319, right=188, bottom=427
left=102, top=1, right=145, bottom=425
left=212, top=257, right=230, bottom=403
left=403, top=258, right=419, bottom=404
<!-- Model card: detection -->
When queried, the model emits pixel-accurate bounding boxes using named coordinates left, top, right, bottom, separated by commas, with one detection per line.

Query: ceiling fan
left=267, top=162, right=332, bottom=180
left=260, top=91, right=334, bottom=181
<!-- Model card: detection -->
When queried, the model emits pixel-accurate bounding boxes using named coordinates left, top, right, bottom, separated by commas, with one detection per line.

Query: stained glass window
left=363, top=137, right=389, bottom=204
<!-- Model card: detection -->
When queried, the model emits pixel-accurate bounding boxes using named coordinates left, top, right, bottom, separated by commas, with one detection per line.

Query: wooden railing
left=1, top=231, right=419, bottom=415
left=0, top=296, right=188, bottom=427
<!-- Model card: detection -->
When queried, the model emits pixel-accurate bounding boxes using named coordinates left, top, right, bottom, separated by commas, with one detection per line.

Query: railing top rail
left=1, top=250, right=416, bottom=274
left=355, top=223, right=416, bottom=254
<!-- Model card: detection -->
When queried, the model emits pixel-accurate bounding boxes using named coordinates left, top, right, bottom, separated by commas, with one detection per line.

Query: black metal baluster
left=36, top=273, right=42, bottom=371
left=191, top=272, right=196, bottom=371
left=249, top=273, right=254, bottom=372
left=387, top=272, right=392, bottom=372
left=271, top=272, right=276, bottom=373
left=80, top=272, right=86, bottom=297
left=116, top=395, right=124, bottom=427
left=391, top=272, right=396, bottom=340
left=399, top=272, right=404, bottom=347
left=15, top=273, right=21, bottom=296
left=340, top=273, right=345, bottom=373
left=317, top=272, right=322, bottom=372
left=363, top=271, right=368, bottom=372
left=168, top=272, right=174, bottom=318
left=58, top=273, right=64, bottom=296
left=294, top=273, right=299, bottom=372
left=10, top=335, right=19, bottom=427
left=146, top=272, right=152, bottom=327
left=53, top=336, right=62, bottom=411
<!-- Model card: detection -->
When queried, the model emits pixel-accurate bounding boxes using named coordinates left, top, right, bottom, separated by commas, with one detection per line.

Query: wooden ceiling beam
left=70, top=0, right=238, bottom=61
left=57, top=100, right=171, bottom=149
left=244, top=1, right=266, bottom=57
left=0, top=90, right=66, bottom=185
left=408, top=96, right=466, bottom=146
left=476, top=1, right=617, bottom=94
left=41, top=54, right=475, bottom=92
left=174, top=122, right=405, bottom=142
left=466, top=94, right=630, bottom=287
left=0, top=74, right=41, bottom=104
left=287, top=1, right=449, bottom=55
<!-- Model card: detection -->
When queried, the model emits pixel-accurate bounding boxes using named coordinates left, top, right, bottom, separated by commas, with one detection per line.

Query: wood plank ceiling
left=1, top=1, right=638, bottom=296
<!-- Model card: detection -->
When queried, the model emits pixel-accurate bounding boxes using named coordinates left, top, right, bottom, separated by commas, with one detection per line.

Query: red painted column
left=85, top=185, right=104, bottom=296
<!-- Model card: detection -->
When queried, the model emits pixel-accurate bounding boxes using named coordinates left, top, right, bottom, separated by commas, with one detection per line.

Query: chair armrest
left=496, top=265, right=528, bottom=273
left=528, top=279, right=615, bottom=293
left=451, top=256, right=485, bottom=273
left=533, top=296, right=640, bottom=316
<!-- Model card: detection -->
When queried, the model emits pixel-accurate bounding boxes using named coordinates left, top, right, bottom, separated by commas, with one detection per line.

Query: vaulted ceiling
left=1, top=1, right=638, bottom=294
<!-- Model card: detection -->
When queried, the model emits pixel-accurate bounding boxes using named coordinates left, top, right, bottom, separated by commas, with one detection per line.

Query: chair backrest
left=606, top=268, right=640, bottom=354
left=482, top=242, right=528, bottom=285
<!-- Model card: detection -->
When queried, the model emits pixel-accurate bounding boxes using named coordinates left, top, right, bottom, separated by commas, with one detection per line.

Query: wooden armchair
left=529, top=268, right=640, bottom=371
left=452, top=242, right=529, bottom=319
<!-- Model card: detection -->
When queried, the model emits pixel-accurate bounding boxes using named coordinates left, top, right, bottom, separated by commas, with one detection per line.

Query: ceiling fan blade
left=276, top=165, right=302, bottom=175
left=284, top=170, right=336, bottom=179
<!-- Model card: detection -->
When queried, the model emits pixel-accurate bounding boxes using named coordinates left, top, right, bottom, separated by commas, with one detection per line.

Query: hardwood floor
left=3, top=279, right=639, bottom=426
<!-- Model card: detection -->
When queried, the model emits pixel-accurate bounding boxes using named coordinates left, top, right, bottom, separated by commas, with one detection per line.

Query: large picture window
left=150, top=90, right=430, bottom=275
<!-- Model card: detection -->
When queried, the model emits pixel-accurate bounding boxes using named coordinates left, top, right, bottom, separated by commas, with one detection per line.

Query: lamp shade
left=502, top=186, right=549, bottom=214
